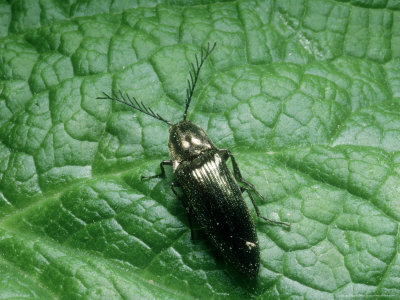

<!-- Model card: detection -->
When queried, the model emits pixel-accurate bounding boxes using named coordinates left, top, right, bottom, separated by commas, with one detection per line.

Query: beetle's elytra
left=99, top=43, right=290, bottom=278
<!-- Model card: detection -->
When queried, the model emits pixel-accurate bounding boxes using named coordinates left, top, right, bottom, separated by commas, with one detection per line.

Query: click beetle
left=99, top=42, right=290, bottom=278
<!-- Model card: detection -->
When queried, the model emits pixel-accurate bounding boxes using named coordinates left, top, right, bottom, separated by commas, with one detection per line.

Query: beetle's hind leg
left=220, top=149, right=290, bottom=229
left=240, top=186, right=290, bottom=229
left=219, top=149, right=261, bottom=194
left=171, top=181, right=196, bottom=240
left=142, top=165, right=197, bottom=239
left=141, top=160, right=172, bottom=180
left=142, top=164, right=197, bottom=239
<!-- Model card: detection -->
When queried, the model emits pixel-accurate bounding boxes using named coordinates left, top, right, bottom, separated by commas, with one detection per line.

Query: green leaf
left=1, top=0, right=400, bottom=298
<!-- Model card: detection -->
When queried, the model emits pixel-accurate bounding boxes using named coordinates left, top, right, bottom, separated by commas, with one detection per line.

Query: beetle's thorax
left=169, top=120, right=214, bottom=170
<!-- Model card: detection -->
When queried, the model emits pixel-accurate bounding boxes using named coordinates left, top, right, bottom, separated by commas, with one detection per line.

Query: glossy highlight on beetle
left=99, top=42, right=290, bottom=278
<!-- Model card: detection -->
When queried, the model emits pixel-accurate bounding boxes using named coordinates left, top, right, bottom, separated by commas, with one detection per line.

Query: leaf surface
left=0, top=0, right=400, bottom=298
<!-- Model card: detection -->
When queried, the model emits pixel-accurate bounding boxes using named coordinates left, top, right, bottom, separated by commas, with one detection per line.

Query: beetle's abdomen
left=176, top=150, right=260, bottom=278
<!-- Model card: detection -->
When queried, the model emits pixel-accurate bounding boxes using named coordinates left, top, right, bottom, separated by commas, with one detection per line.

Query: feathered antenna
left=98, top=90, right=172, bottom=126
left=183, top=42, right=217, bottom=121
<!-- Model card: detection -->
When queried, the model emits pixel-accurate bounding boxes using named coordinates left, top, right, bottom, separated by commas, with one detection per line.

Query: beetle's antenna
left=183, top=42, right=216, bottom=121
left=98, top=90, right=173, bottom=126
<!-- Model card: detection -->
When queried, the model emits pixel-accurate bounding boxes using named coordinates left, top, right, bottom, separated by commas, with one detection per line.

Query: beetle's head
left=169, top=120, right=214, bottom=163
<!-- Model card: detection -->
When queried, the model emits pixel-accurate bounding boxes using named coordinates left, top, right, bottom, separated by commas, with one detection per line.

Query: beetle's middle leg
left=240, top=186, right=290, bottom=229
left=141, top=160, right=172, bottom=180
left=171, top=181, right=196, bottom=240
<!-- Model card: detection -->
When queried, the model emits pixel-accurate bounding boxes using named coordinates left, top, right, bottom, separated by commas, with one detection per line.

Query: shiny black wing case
left=175, top=149, right=260, bottom=278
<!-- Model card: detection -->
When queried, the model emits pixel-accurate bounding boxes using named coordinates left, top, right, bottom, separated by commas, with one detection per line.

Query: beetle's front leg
left=171, top=181, right=196, bottom=240
left=141, top=160, right=172, bottom=180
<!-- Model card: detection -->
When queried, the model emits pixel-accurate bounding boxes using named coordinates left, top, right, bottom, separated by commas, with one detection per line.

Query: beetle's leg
left=171, top=181, right=196, bottom=240
left=240, top=186, right=290, bottom=229
left=221, top=149, right=290, bottom=229
left=141, top=160, right=172, bottom=180
left=219, top=149, right=262, bottom=195
left=220, top=149, right=267, bottom=198
left=171, top=180, right=180, bottom=196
